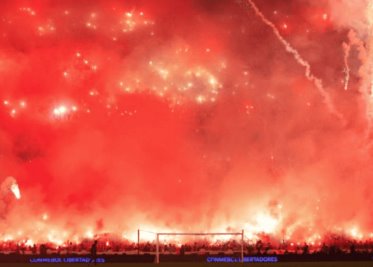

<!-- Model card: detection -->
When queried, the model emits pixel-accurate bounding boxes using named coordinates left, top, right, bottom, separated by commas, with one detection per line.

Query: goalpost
left=155, top=230, right=245, bottom=264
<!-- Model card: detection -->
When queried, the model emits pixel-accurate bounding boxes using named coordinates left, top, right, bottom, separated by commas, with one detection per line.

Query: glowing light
left=349, top=227, right=363, bottom=239
left=53, top=105, right=68, bottom=116
left=10, top=182, right=21, bottom=199
left=255, top=213, right=279, bottom=233
left=120, top=11, right=154, bottom=33
left=10, top=109, right=17, bottom=117
left=3, top=235, right=13, bottom=241
left=19, top=100, right=26, bottom=108
left=47, top=232, right=63, bottom=246
left=25, top=239, right=34, bottom=246
left=85, top=230, right=94, bottom=239
left=196, top=95, right=206, bottom=104
left=245, top=212, right=280, bottom=237
left=209, top=77, right=217, bottom=86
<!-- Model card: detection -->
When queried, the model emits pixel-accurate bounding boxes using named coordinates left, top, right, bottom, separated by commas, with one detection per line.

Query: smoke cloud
left=0, top=0, right=372, bottom=243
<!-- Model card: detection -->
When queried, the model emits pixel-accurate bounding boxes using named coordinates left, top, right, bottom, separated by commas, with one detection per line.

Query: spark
left=208, top=76, right=218, bottom=86
left=196, top=95, right=206, bottom=104
left=19, top=100, right=26, bottom=108
left=10, top=109, right=17, bottom=117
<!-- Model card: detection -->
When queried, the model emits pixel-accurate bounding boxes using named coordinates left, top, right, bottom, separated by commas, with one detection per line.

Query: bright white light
left=349, top=227, right=363, bottom=239
left=25, top=239, right=34, bottom=246
left=85, top=229, right=94, bottom=239
left=10, top=182, right=21, bottom=199
left=209, top=77, right=217, bottom=86
left=3, top=235, right=13, bottom=241
left=53, top=105, right=68, bottom=116
left=246, top=213, right=279, bottom=236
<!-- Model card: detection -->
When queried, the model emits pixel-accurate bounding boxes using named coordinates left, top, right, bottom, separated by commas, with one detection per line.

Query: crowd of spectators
left=0, top=236, right=372, bottom=256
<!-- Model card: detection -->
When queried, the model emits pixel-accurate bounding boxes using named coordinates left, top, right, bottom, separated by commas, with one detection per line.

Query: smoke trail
left=342, top=42, right=350, bottom=91
left=344, top=29, right=373, bottom=136
left=366, top=2, right=373, bottom=129
left=327, top=0, right=373, bottom=134
left=243, top=0, right=343, bottom=120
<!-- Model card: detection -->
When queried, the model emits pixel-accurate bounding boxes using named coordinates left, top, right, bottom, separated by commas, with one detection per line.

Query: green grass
left=3, top=262, right=373, bottom=267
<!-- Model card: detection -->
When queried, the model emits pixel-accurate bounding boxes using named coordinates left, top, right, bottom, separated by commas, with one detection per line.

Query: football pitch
left=3, top=262, right=373, bottom=267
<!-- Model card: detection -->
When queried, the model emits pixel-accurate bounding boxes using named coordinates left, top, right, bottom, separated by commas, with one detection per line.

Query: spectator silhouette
left=89, top=240, right=98, bottom=265
left=302, top=243, right=309, bottom=255
left=349, top=243, right=356, bottom=254
left=180, top=245, right=185, bottom=256
left=321, top=243, right=328, bottom=255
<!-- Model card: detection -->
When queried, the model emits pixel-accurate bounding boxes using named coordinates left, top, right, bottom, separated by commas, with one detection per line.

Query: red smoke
left=0, top=0, right=372, bottom=244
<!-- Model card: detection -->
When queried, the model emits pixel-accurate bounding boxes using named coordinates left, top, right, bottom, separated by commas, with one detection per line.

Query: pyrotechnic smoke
left=328, top=0, right=373, bottom=133
left=0, top=176, right=20, bottom=219
left=244, top=0, right=342, bottom=120
left=0, top=0, right=373, bottom=244
left=1, top=177, right=20, bottom=200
